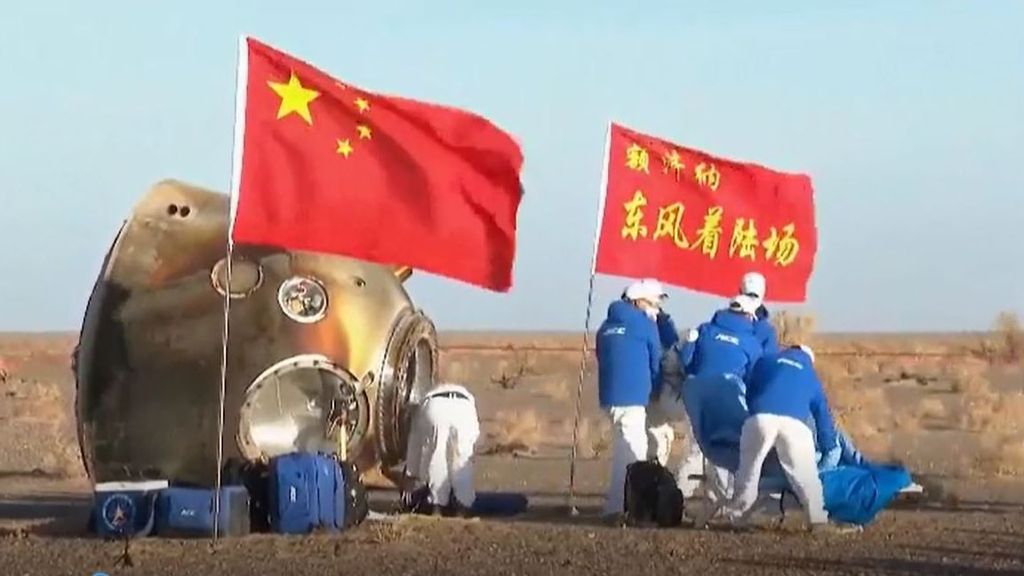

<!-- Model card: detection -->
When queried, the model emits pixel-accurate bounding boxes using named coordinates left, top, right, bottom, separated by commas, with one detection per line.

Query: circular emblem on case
left=100, top=494, right=136, bottom=533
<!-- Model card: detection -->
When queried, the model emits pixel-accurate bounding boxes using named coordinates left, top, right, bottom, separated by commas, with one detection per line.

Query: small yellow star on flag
left=356, top=125, right=372, bottom=139
left=336, top=138, right=354, bottom=158
left=354, top=97, right=370, bottom=113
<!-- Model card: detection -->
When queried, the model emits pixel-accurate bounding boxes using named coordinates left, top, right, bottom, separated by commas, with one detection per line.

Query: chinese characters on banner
left=594, top=122, right=817, bottom=302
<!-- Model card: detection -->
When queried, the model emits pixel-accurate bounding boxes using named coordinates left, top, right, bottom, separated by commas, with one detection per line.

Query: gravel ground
left=1, top=486, right=1022, bottom=576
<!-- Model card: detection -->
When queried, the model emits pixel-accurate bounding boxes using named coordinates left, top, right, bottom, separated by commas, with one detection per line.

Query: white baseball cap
left=624, top=278, right=668, bottom=303
left=729, top=294, right=760, bottom=315
left=740, top=272, right=766, bottom=300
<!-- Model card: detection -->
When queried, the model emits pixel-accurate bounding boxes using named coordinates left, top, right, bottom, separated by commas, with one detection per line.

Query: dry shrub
left=946, top=361, right=988, bottom=392
left=994, top=311, right=1023, bottom=363
left=875, top=360, right=906, bottom=382
left=537, top=378, right=570, bottom=402
left=484, top=409, right=544, bottom=455
left=843, top=356, right=879, bottom=379
left=847, top=423, right=896, bottom=462
left=957, top=376, right=1000, bottom=432
left=912, top=360, right=944, bottom=381
left=441, top=357, right=469, bottom=383
left=832, top=387, right=892, bottom=435
left=914, top=397, right=950, bottom=429
left=817, top=368, right=871, bottom=431
left=490, top=352, right=538, bottom=390
left=368, top=519, right=415, bottom=544
left=975, top=434, right=1024, bottom=477
left=957, top=381, right=1024, bottom=477
left=590, top=418, right=612, bottom=458
left=564, top=417, right=611, bottom=459
left=770, top=310, right=816, bottom=347
left=979, top=393, right=1024, bottom=436
left=8, top=379, right=65, bottom=422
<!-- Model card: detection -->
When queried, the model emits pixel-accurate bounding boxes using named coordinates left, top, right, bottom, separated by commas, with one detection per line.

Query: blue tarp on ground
left=679, top=373, right=912, bottom=525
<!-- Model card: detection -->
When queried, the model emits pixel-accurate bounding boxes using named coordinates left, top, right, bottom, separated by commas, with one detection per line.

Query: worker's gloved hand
left=818, top=444, right=842, bottom=471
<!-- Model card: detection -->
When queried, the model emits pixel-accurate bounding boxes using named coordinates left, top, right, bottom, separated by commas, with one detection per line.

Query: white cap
left=729, top=294, right=760, bottom=315
left=740, top=272, right=766, bottom=300
left=797, top=344, right=815, bottom=364
left=624, top=278, right=668, bottom=303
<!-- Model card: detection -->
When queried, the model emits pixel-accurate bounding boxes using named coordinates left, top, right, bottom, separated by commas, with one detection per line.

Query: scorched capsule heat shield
left=74, top=180, right=438, bottom=487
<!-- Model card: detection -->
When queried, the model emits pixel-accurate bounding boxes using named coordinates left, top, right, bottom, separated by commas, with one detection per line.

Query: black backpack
left=336, top=460, right=369, bottom=529
left=623, top=460, right=684, bottom=527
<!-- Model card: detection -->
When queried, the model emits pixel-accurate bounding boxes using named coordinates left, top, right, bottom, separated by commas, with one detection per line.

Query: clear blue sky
left=2, top=1, right=1021, bottom=333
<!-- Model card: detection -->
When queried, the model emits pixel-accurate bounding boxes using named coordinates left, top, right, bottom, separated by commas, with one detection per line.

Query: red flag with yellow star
left=229, top=36, right=525, bottom=291
left=594, top=122, right=817, bottom=302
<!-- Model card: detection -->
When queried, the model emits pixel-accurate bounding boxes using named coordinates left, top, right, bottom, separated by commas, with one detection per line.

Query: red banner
left=594, top=122, right=817, bottom=302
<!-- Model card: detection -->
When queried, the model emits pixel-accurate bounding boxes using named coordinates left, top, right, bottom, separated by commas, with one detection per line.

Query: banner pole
left=567, top=121, right=613, bottom=515
left=212, top=34, right=250, bottom=546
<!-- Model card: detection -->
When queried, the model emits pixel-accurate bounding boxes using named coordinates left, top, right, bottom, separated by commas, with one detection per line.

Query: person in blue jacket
left=720, top=345, right=845, bottom=532
left=663, top=294, right=764, bottom=500
left=682, top=294, right=764, bottom=382
left=739, top=272, right=780, bottom=355
left=595, top=278, right=666, bottom=520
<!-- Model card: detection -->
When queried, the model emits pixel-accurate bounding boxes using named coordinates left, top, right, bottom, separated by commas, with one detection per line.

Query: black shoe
left=414, top=504, right=442, bottom=517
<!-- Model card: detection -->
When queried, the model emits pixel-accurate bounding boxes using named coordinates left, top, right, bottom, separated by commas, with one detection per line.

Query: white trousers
left=723, top=413, right=828, bottom=524
left=604, top=406, right=648, bottom=515
left=650, top=388, right=722, bottom=499
left=404, top=396, right=480, bottom=507
left=645, top=397, right=676, bottom=466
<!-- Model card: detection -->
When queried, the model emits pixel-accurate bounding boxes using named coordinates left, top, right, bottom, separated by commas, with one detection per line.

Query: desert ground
left=1, top=312, right=1023, bottom=575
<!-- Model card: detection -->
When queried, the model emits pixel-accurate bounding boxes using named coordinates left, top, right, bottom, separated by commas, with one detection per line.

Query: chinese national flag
left=229, top=36, right=525, bottom=292
left=594, top=122, right=817, bottom=302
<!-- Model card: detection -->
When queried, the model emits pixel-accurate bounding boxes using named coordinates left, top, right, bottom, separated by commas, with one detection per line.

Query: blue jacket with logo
left=754, top=305, right=780, bottom=355
left=682, top=309, right=763, bottom=380
left=595, top=300, right=662, bottom=408
left=745, top=347, right=838, bottom=450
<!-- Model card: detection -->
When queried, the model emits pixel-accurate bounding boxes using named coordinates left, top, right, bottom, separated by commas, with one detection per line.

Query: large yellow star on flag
left=267, top=71, right=320, bottom=125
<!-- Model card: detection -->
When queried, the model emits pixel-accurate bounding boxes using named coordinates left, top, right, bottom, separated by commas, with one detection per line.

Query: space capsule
left=74, top=180, right=438, bottom=487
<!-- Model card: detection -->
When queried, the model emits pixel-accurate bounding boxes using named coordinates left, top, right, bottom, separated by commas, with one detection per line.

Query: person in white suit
left=402, top=383, right=481, bottom=517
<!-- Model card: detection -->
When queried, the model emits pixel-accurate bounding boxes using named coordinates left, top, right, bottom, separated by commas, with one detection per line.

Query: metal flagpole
left=567, top=121, right=613, bottom=515
left=212, top=34, right=250, bottom=546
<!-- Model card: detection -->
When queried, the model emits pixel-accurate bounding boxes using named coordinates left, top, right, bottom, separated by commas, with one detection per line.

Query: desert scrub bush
left=490, top=351, right=538, bottom=390
left=770, top=310, right=816, bottom=347
left=994, top=311, right=1023, bottom=364
left=484, top=409, right=544, bottom=455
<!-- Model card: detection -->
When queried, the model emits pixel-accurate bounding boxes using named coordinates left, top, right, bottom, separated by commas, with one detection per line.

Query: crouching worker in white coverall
left=595, top=278, right=666, bottom=522
left=402, top=383, right=481, bottom=517
left=721, top=345, right=848, bottom=532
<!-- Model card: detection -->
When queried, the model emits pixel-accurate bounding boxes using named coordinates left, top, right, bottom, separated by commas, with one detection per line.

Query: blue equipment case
left=91, top=480, right=168, bottom=538
left=154, top=485, right=251, bottom=537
